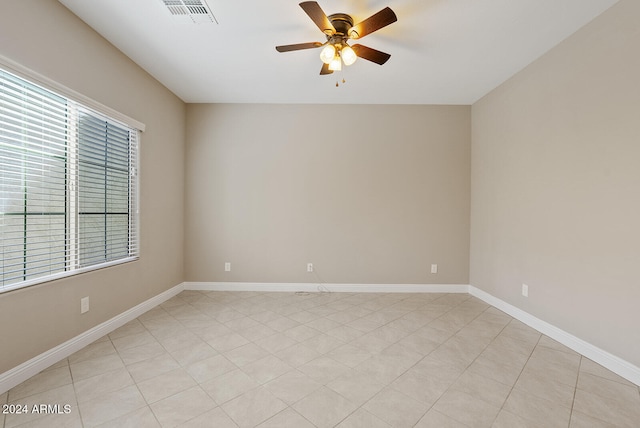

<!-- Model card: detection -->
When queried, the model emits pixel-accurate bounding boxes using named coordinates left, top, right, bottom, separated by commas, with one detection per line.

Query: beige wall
left=0, top=1, right=186, bottom=372
left=185, top=104, right=470, bottom=285
left=471, top=0, right=640, bottom=366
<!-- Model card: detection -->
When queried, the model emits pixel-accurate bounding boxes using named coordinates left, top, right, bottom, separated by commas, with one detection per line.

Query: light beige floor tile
left=529, top=345, right=581, bottom=370
left=297, top=356, right=350, bottom=384
left=537, top=335, right=580, bottom=355
left=221, top=386, right=287, bottom=428
left=68, top=340, right=117, bottom=364
left=449, top=370, right=512, bottom=408
left=466, top=355, right=523, bottom=386
left=168, top=341, right=218, bottom=367
left=490, top=334, right=537, bottom=356
left=177, top=407, right=238, bottom=428
left=293, top=386, right=358, bottom=428
left=572, top=387, right=640, bottom=428
left=109, top=319, right=147, bottom=340
left=256, top=408, right=315, bottom=428
left=192, top=323, right=232, bottom=342
left=200, top=369, right=259, bottom=405
left=428, top=336, right=487, bottom=370
left=396, top=332, right=440, bottom=355
left=577, top=371, right=640, bottom=403
left=185, top=354, right=237, bottom=384
left=250, top=310, right=283, bottom=324
left=264, top=315, right=300, bottom=332
left=326, top=325, right=364, bottom=342
left=327, top=370, right=385, bottom=406
left=432, top=389, right=501, bottom=428
left=69, top=353, right=125, bottom=382
left=5, top=384, right=77, bottom=428
left=406, top=355, right=464, bottom=385
left=74, top=367, right=134, bottom=404
left=492, top=409, right=539, bottom=428
left=283, top=324, right=322, bottom=342
left=301, top=333, right=345, bottom=354
left=150, top=386, right=216, bottom=428
left=237, top=324, right=278, bottom=342
left=351, top=332, right=393, bottom=354
left=520, top=357, right=579, bottom=387
left=354, top=354, right=410, bottom=385
left=111, top=331, right=158, bottom=352
left=287, top=310, right=321, bottom=324
left=6, top=409, right=83, bottom=428
left=304, top=317, right=342, bottom=333
left=254, top=332, right=298, bottom=354
left=274, top=342, right=321, bottom=367
left=579, top=358, right=637, bottom=387
left=127, top=353, right=181, bottom=383
left=95, top=406, right=160, bottom=428
left=264, top=369, right=322, bottom=405
left=503, top=388, right=571, bottom=428
left=78, top=385, right=147, bottom=427
left=206, top=333, right=250, bottom=353
left=336, top=408, right=391, bottom=428
left=390, top=371, right=454, bottom=407
left=414, top=409, right=468, bottom=428
left=514, top=368, right=576, bottom=408
left=363, top=387, right=429, bottom=428
left=241, top=354, right=292, bottom=384
left=137, top=368, right=198, bottom=404
left=478, top=342, right=530, bottom=370
left=9, top=366, right=72, bottom=401
left=8, top=290, right=640, bottom=428
left=118, top=341, right=167, bottom=365
left=569, top=411, right=619, bottom=428
left=224, top=343, right=270, bottom=367
left=499, top=322, right=541, bottom=345
left=224, top=316, right=262, bottom=332
left=153, top=329, right=199, bottom=351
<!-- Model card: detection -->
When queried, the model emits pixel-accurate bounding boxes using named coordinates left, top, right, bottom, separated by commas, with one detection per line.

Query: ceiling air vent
left=161, top=0, right=218, bottom=24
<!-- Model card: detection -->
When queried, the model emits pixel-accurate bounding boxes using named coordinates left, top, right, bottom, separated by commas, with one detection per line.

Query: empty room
left=0, top=0, right=639, bottom=427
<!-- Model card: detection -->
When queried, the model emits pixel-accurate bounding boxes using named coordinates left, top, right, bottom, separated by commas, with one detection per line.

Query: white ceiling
left=58, top=0, right=618, bottom=104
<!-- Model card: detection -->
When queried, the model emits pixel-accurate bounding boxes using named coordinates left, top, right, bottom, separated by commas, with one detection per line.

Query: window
left=0, top=67, right=140, bottom=293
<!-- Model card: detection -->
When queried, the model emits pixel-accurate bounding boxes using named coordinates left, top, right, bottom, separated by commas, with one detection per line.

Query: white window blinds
left=0, top=68, right=139, bottom=293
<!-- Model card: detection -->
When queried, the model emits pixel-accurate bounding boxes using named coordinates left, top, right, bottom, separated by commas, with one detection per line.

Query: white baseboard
left=469, top=286, right=640, bottom=386
left=0, top=283, right=184, bottom=394
left=184, top=282, right=470, bottom=294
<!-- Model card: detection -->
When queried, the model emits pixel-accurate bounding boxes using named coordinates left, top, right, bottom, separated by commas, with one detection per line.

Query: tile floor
left=2, top=290, right=640, bottom=427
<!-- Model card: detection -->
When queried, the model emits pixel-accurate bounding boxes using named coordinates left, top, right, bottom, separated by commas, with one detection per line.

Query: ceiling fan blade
left=276, top=42, right=323, bottom=52
left=299, top=1, right=336, bottom=35
left=352, top=44, right=391, bottom=65
left=320, top=63, right=334, bottom=75
left=350, top=7, right=397, bottom=39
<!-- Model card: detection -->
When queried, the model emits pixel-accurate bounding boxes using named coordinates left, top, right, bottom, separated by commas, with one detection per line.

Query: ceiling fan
left=276, top=1, right=397, bottom=75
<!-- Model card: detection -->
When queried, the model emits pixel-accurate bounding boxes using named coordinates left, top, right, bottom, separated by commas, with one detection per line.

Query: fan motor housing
left=327, top=13, right=354, bottom=36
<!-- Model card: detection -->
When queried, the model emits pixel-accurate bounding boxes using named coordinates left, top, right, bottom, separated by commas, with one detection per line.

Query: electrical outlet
left=307, top=263, right=313, bottom=273
left=224, top=262, right=231, bottom=272
left=522, top=284, right=529, bottom=297
left=431, top=264, right=438, bottom=274
left=81, top=297, right=89, bottom=314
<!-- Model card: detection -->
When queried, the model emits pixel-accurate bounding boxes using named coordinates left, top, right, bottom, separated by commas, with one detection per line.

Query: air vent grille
left=161, top=0, right=218, bottom=24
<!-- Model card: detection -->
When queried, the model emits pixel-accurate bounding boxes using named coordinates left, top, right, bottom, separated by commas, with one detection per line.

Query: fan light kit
left=276, top=2, right=397, bottom=85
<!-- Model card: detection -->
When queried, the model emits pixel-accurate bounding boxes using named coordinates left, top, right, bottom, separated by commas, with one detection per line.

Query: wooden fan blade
left=299, top=1, right=336, bottom=35
left=350, top=7, right=397, bottom=39
left=352, top=44, right=391, bottom=65
left=320, top=63, right=334, bottom=75
left=276, top=42, right=323, bottom=52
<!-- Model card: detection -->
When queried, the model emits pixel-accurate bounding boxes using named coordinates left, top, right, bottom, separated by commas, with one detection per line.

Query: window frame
left=0, top=55, right=144, bottom=294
